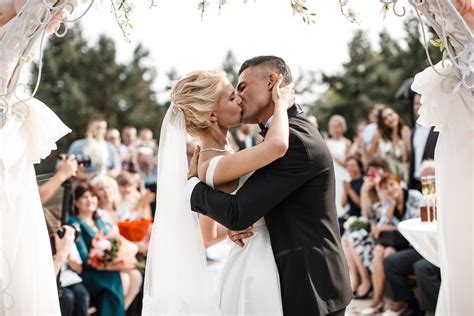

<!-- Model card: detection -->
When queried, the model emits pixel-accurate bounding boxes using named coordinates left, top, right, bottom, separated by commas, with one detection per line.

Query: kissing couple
left=143, top=55, right=352, bottom=316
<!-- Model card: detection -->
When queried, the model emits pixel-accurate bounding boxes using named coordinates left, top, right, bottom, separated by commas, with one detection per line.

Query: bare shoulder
left=197, top=157, right=212, bottom=183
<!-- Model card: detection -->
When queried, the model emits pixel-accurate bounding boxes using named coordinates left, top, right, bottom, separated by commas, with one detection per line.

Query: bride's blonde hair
left=171, top=70, right=227, bottom=137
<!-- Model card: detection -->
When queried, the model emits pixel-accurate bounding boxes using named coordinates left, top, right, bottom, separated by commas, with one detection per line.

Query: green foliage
left=309, top=15, right=442, bottom=137
left=32, top=24, right=165, bottom=174
left=222, top=50, right=239, bottom=87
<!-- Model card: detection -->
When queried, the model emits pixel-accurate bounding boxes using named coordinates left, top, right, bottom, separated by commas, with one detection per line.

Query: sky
left=79, top=0, right=415, bottom=97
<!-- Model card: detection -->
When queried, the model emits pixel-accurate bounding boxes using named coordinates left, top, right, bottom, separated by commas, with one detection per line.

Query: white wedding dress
left=326, top=138, right=350, bottom=217
left=409, top=0, right=474, bottom=314
left=0, top=1, right=73, bottom=314
left=205, top=156, right=283, bottom=316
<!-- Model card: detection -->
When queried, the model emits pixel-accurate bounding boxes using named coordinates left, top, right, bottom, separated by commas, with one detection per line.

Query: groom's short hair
left=239, top=56, right=293, bottom=86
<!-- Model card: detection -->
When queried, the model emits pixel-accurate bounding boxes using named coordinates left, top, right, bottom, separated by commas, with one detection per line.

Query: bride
left=143, top=70, right=294, bottom=315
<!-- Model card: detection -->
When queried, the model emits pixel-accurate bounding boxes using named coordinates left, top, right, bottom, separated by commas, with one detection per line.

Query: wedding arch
left=0, top=0, right=472, bottom=315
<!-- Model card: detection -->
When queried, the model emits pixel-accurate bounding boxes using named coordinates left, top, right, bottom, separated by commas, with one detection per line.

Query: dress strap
left=205, top=155, right=224, bottom=189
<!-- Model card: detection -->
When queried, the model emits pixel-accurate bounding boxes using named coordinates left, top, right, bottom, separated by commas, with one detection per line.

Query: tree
left=309, top=15, right=442, bottom=136
left=32, top=24, right=165, bottom=174
left=221, top=50, right=240, bottom=86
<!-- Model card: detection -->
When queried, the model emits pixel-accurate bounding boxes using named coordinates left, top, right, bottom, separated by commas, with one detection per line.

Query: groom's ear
left=267, top=72, right=278, bottom=91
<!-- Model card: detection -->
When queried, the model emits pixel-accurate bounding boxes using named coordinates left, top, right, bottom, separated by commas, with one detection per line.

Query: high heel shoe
left=353, top=285, right=373, bottom=299
left=361, top=301, right=384, bottom=315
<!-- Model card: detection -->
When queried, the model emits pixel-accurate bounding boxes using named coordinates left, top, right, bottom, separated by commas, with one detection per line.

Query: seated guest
left=344, top=158, right=391, bottom=300
left=39, top=157, right=89, bottom=316
left=361, top=174, right=422, bottom=315
left=414, top=259, right=441, bottom=316
left=90, top=175, right=145, bottom=311
left=340, top=156, right=365, bottom=229
left=69, top=183, right=126, bottom=316
left=382, top=161, right=440, bottom=316
left=383, top=248, right=441, bottom=316
left=116, top=172, right=154, bottom=221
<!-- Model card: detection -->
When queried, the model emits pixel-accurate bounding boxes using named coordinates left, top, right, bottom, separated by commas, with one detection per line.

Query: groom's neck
left=258, top=103, right=275, bottom=125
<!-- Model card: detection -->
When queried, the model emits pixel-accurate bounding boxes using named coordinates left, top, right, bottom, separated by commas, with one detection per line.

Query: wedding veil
left=142, top=104, right=219, bottom=315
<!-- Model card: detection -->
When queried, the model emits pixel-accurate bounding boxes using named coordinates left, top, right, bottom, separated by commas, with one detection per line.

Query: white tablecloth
left=398, top=218, right=439, bottom=267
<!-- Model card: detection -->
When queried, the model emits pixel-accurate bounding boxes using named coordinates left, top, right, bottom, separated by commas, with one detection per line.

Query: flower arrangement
left=343, top=215, right=370, bottom=232
left=117, top=218, right=152, bottom=242
left=87, top=231, right=138, bottom=269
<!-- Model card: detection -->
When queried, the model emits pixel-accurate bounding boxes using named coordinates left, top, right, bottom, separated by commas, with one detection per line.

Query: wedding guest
left=116, top=172, right=154, bottom=221
left=326, top=114, right=351, bottom=217
left=408, top=92, right=438, bottom=191
left=68, top=183, right=126, bottom=316
left=341, top=156, right=365, bottom=222
left=348, top=121, right=367, bottom=164
left=90, top=175, right=120, bottom=231
left=67, top=117, right=121, bottom=180
left=414, top=258, right=441, bottom=316
left=361, top=174, right=422, bottom=315
left=362, top=104, right=385, bottom=149
left=343, top=158, right=391, bottom=300
left=39, top=155, right=78, bottom=204
left=105, top=128, right=122, bottom=154
left=120, top=126, right=139, bottom=172
left=136, top=128, right=157, bottom=152
left=54, top=226, right=90, bottom=316
left=90, top=175, right=146, bottom=311
left=364, top=107, right=411, bottom=185
left=382, top=160, right=439, bottom=316
left=234, top=124, right=257, bottom=150
left=136, top=146, right=157, bottom=189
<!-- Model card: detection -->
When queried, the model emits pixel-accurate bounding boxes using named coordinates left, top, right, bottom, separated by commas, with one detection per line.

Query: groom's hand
left=227, top=225, right=254, bottom=247
left=187, top=146, right=200, bottom=179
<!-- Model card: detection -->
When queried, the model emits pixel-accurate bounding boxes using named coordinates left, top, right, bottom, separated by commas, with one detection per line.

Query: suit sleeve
left=190, top=133, right=312, bottom=230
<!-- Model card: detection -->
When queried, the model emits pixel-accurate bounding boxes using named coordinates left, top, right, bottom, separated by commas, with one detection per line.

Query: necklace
left=200, top=147, right=234, bottom=153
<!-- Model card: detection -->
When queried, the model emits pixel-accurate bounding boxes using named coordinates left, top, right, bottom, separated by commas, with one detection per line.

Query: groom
left=186, top=56, right=352, bottom=315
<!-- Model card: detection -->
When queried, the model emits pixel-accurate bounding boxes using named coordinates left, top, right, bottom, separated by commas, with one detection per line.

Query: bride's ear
left=267, top=73, right=278, bottom=91
left=209, top=112, right=218, bottom=123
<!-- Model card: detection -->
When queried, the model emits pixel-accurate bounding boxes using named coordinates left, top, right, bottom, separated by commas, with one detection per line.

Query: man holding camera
left=39, top=155, right=90, bottom=316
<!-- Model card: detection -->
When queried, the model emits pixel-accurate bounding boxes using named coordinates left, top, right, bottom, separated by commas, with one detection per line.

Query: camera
left=58, top=153, right=92, bottom=168
left=57, top=223, right=81, bottom=241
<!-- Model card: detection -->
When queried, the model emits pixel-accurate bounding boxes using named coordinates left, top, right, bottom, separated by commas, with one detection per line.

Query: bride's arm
left=212, top=75, right=294, bottom=187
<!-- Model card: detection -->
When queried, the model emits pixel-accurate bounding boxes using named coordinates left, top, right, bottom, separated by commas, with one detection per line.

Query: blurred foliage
left=309, top=15, right=442, bottom=136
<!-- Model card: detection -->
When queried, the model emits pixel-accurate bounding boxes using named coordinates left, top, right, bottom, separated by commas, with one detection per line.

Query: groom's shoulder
left=288, top=116, right=330, bottom=159
left=289, top=116, right=323, bottom=145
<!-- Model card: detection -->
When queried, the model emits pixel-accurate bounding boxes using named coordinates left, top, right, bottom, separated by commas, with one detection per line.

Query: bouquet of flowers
left=343, top=216, right=370, bottom=233
left=88, top=231, right=138, bottom=269
left=117, top=218, right=152, bottom=242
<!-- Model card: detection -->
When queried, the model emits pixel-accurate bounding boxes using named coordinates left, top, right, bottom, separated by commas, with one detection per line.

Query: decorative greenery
left=430, top=38, right=446, bottom=52
left=290, top=0, right=317, bottom=25
left=109, top=0, right=156, bottom=42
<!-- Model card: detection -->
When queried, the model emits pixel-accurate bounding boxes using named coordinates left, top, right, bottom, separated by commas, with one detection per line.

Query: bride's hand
left=227, top=225, right=254, bottom=247
left=187, top=146, right=200, bottom=179
left=272, top=74, right=295, bottom=110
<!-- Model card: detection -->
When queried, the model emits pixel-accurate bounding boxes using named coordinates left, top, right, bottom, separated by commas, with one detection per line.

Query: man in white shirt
left=408, top=93, right=438, bottom=191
